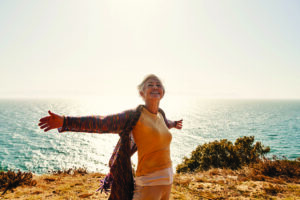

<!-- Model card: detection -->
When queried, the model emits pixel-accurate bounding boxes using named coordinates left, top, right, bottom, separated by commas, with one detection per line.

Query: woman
left=38, top=74, right=183, bottom=200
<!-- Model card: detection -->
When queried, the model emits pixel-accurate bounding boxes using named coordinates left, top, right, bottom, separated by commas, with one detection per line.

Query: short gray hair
left=138, top=74, right=165, bottom=94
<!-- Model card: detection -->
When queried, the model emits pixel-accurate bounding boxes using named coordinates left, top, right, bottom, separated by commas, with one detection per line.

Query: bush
left=176, top=136, right=270, bottom=173
left=0, top=170, right=36, bottom=195
left=253, top=156, right=300, bottom=179
left=48, top=167, right=88, bottom=176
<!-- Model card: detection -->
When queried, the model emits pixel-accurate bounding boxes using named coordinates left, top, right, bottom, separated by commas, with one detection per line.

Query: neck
left=144, top=100, right=160, bottom=114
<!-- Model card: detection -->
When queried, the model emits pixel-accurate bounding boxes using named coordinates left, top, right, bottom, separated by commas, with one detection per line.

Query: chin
left=150, top=95, right=161, bottom=99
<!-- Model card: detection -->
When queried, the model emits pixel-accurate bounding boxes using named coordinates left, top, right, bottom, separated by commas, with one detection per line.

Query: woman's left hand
left=174, top=119, right=183, bottom=129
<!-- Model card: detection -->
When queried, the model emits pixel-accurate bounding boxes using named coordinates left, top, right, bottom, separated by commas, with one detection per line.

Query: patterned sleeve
left=58, top=111, right=132, bottom=134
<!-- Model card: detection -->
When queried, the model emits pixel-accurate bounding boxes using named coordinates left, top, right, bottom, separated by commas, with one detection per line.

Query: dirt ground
left=1, top=168, right=299, bottom=200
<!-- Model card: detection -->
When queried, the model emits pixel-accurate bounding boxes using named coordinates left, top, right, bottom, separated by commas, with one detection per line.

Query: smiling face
left=140, top=78, right=164, bottom=102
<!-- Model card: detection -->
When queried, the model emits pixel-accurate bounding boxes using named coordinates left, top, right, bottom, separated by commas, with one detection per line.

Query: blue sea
left=0, top=96, right=299, bottom=174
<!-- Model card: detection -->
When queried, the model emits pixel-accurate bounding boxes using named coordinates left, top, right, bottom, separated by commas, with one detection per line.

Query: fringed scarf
left=98, top=105, right=170, bottom=200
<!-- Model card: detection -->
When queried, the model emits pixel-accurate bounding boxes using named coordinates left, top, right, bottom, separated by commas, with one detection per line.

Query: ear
left=139, top=91, right=145, bottom=98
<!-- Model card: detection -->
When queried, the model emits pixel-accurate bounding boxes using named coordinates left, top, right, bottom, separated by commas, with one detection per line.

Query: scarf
left=98, top=105, right=169, bottom=200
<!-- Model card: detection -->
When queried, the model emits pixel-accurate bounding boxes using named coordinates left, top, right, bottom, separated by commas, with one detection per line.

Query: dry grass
left=1, top=167, right=299, bottom=200
left=172, top=167, right=300, bottom=200
left=1, top=171, right=108, bottom=200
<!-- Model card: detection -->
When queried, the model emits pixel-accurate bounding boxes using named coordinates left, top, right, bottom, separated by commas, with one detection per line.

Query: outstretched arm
left=158, top=108, right=183, bottom=130
left=38, top=110, right=132, bottom=134
left=167, top=119, right=183, bottom=129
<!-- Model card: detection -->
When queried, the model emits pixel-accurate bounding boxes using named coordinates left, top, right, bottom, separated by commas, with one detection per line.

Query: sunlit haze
left=1, top=0, right=299, bottom=99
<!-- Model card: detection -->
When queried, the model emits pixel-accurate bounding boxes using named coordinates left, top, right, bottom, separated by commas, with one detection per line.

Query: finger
left=39, top=116, right=50, bottom=122
left=38, top=122, right=47, bottom=126
left=176, top=123, right=182, bottom=127
left=40, top=124, right=49, bottom=129
left=44, top=127, right=53, bottom=132
left=41, top=125, right=49, bottom=130
left=176, top=124, right=182, bottom=129
left=49, top=110, right=58, bottom=117
left=40, top=124, right=45, bottom=129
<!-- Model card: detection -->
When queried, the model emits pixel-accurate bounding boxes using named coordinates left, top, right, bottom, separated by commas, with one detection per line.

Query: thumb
left=48, top=110, right=53, bottom=116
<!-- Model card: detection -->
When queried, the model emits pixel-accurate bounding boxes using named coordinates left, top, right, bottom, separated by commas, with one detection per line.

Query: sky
left=0, top=0, right=299, bottom=99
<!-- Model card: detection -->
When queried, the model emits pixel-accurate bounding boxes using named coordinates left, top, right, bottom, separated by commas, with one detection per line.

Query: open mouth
left=151, top=92, right=160, bottom=94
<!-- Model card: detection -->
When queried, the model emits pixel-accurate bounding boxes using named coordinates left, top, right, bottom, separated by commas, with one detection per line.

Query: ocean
left=0, top=96, right=299, bottom=174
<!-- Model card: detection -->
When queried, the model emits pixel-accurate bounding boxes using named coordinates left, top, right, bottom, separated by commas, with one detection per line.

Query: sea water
left=0, top=96, right=299, bottom=174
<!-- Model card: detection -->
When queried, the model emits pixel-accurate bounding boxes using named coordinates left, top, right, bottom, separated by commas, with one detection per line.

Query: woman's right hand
left=38, top=110, right=64, bottom=132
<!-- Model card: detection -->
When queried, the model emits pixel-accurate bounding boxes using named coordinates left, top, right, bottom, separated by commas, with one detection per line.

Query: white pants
left=132, top=184, right=172, bottom=200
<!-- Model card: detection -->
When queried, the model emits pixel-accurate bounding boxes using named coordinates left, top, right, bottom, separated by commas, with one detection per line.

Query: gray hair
left=138, top=74, right=165, bottom=94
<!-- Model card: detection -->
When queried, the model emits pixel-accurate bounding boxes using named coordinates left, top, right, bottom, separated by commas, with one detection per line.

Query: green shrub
left=176, top=136, right=270, bottom=173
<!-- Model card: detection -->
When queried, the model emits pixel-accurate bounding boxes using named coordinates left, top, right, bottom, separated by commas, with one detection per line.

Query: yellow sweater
left=132, top=107, right=172, bottom=176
